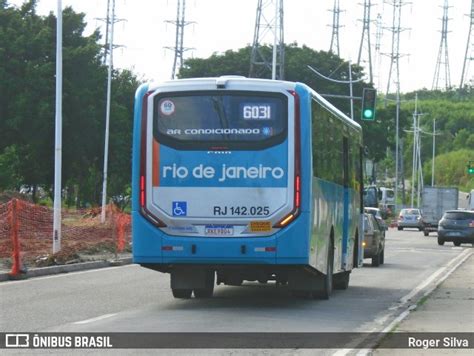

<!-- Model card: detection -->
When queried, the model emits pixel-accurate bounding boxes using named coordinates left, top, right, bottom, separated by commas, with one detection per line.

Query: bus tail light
left=274, top=90, right=301, bottom=228
left=140, top=176, right=146, bottom=207
left=139, top=92, right=166, bottom=228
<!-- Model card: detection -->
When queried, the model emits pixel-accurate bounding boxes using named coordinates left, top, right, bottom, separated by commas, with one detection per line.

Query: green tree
left=424, top=149, right=474, bottom=191
left=0, top=1, right=140, bottom=205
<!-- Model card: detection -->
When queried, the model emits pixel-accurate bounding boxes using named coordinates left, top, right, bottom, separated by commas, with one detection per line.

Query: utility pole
left=250, top=0, right=285, bottom=80
left=328, top=0, right=343, bottom=56
left=432, top=0, right=452, bottom=90
left=357, top=0, right=374, bottom=84
left=165, top=0, right=195, bottom=79
left=432, top=119, right=436, bottom=186
left=407, top=94, right=424, bottom=208
left=410, top=94, right=418, bottom=208
left=460, top=0, right=473, bottom=88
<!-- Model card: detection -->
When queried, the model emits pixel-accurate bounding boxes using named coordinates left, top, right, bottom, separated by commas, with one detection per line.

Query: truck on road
left=421, top=187, right=459, bottom=236
left=468, top=189, right=474, bottom=210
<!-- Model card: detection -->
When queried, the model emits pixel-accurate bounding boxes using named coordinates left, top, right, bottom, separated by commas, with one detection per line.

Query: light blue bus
left=132, top=77, right=363, bottom=299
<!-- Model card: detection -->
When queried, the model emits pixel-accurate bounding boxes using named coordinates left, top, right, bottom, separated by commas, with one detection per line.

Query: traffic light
left=361, top=88, right=377, bottom=121
left=468, top=161, right=474, bottom=174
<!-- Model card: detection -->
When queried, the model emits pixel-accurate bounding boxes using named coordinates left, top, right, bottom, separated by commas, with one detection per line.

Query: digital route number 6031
left=242, top=104, right=271, bottom=120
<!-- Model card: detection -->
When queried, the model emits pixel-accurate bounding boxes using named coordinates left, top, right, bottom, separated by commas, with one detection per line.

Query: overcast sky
left=8, top=0, right=473, bottom=93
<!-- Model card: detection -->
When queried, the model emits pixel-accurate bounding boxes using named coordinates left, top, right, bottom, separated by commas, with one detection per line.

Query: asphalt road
left=0, top=228, right=471, bottom=354
left=1, top=229, right=469, bottom=331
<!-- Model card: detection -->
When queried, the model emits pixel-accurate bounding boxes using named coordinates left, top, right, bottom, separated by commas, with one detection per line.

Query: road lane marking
left=74, top=313, right=117, bottom=325
left=0, top=264, right=137, bottom=286
left=333, top=248, right=473, bottom=356
left=398, top=247, right=471, bottom=305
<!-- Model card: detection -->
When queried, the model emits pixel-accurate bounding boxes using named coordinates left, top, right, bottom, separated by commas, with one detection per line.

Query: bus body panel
left=132, top=78, right=363, bottom=291
left=132, top=83, right=149, bottom=214
left=133, top=210, right=310, bottom=265
left=300, top=82, right=362, bottom=274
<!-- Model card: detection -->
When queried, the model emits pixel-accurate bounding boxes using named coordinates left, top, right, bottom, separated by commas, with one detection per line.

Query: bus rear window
left=153, top=91, right=287, bottom=150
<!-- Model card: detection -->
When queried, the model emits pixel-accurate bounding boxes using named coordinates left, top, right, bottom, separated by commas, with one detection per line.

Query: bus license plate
left=205, top=225, right=234, bottom=236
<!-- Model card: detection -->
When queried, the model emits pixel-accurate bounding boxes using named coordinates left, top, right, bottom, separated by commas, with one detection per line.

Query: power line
left=249, top=0, right=285, bottom=80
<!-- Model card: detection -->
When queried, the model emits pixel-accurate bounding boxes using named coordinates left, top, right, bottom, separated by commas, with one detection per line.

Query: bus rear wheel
left=172, top=289, right=192, bottom=299
left=194, top=271, right=215, bottom=298
left=333, top=272, right=350, bottom=290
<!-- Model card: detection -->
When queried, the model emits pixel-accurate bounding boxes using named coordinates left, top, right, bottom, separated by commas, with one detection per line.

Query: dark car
left=437, top=210, right=474, bottom=246
left=363, top=213, right=386, bottom=267
left=364, top=207, right=387, bottom=234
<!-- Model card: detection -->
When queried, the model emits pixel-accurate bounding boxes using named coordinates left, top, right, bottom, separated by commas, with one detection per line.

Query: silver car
left=397, top=208, right=424, bottom=231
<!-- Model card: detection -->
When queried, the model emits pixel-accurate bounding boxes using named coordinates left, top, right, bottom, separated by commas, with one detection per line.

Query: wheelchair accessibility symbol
left=172, top=201, right=187, bottom=217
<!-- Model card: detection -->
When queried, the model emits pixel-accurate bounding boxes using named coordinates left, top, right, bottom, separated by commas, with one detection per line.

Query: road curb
left=0, top=257, right=133, bottom=282
left=343, top=249, right=474, bottom=356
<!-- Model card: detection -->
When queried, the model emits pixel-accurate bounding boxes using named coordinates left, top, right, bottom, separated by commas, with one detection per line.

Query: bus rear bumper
left=132, top=211, right=311, bottom=266
left=134, top=256, right=309, bottom=265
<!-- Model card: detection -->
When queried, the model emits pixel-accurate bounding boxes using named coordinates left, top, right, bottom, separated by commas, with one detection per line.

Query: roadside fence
left=0, top=199, right=131, bottom=277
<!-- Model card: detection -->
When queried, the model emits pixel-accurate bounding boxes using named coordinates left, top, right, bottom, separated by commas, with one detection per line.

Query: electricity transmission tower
left=460, top=0, right=473, bottom=88
left=249, top=0, right=285, bottom=80
left=384, top=0, right=409, bottom=96
left=357, top=0, right=374, bottom=84
left=374, top=12, right=383, bottom=89
left=100, top=0, right=123, bottom=223
left=384, top=0, right=409, bottom=212
left=328, top=0, right=343, bottom=56
left=165, top=0, right=195, bottom=79
left=432, top=0, right=452, bottom=90
left=97, top=0, right=124, bottom=64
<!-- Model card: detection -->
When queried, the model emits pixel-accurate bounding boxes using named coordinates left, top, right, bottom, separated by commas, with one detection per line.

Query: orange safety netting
left=0, top=199, right=131, bottom=276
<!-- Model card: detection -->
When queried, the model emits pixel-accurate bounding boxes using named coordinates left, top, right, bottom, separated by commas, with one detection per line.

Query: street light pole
left=349, top=61, right=354, bottom=120
left=394, top=89, right=400, bottom=213
left=432, top=118, right=436, bottom=186
left=101, top=0, right=116, bottom=223
left=53, top=0, right=63, bottom=254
